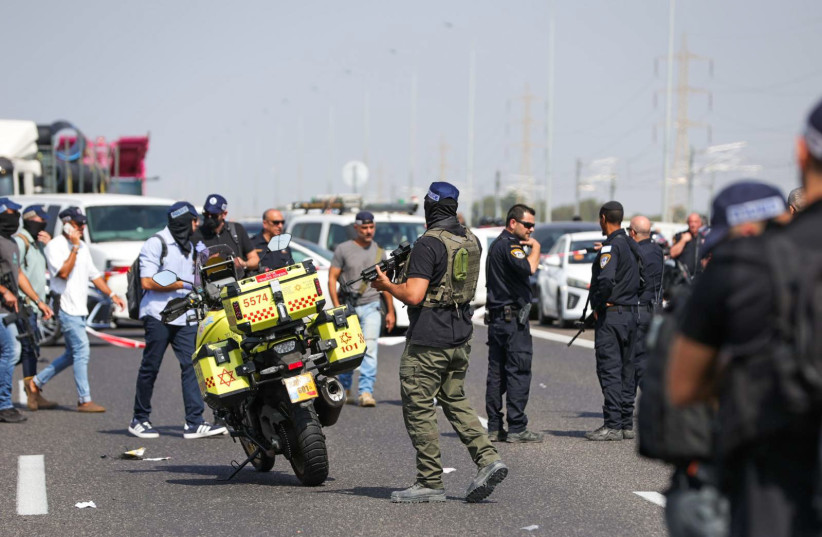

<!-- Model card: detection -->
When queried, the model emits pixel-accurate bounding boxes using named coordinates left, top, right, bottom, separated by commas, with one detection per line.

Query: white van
left=10, top=193, right=176, bottom=322
left=287, top=212, right=427, bottom=330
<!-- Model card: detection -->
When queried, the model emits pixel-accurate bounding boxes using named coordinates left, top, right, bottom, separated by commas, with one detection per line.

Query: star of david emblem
left=340, top=332, right=352, bottom=345
left=217, top=368, right=236, bottom=387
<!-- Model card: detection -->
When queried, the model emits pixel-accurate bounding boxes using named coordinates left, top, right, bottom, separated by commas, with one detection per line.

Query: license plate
left=283, top=373, right=318, bottom=403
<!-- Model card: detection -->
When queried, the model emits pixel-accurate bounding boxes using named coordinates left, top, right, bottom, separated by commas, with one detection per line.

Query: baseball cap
left=22, top=204, right=48, bottom=220
left=805, top=99, right=822, bottom=160
left=203, top=194, right=228, bottom=214
left=355, top=211, right=374, bottom=225
left=168, top=201, right=199, bottom=221
left=426, top=181, right=459, bottom=202
left=0, top=197, right=22, bottom=213
left=702, top=180, right=786, bottom=254
left=58, top=206, right=87, bottom=224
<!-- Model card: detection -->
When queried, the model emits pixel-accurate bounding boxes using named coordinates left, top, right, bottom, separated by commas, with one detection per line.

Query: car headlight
left=273, top=339, right=297, bottom=355
left=566, top=277, right=589, bottom=289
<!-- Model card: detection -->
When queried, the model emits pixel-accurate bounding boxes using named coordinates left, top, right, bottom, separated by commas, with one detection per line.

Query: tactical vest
left=404, top=227, right=481, bottom=308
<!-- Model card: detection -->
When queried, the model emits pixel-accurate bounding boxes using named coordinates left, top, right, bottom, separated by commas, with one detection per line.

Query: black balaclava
left=424, top=197, right=459, bottom=229
left=0, top=212, right=20, bottom=238
left=23, top=219, right=47, bottom=238
left=201, top=213, right=221, bottom=234
left=169, top=213, right=196, bottom=254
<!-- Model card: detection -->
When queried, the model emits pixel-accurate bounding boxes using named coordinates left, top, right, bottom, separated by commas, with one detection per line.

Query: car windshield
left=293, top=238, right=333, bottom=263
left=568, top=240, right=600, bottom=264
left=532, top=224, right=599, bottom=251
left=85, top=204, right=170, bottom=243
left=374, top=222, right=426, bottom=251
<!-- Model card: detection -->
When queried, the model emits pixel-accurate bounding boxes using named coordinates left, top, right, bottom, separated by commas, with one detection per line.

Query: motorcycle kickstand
left=220, top=447, right=263, bottom=481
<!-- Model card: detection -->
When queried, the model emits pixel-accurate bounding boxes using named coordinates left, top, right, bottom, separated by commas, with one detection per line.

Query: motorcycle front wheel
left=239, top=436, right=275, bottom=472
left=287, top=404, right=329, bottom=486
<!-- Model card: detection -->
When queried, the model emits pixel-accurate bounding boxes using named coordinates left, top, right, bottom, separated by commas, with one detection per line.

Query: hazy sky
left=3, top=0, right=821, bottom=220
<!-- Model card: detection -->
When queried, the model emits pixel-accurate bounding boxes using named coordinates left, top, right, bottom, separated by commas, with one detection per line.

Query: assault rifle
left=0, top=272, right=40, bottom=358
left=344, top=241, right=413, bottom=290
left=567, top=312, right=595, bottom=347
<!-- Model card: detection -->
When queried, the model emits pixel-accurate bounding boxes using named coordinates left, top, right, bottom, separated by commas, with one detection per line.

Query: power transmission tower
left=519, top=84, right=536, bottom=178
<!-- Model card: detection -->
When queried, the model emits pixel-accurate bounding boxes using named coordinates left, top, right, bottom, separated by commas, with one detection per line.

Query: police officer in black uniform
left=485, top=204, right=543, bottom=443
left=252, top=208, right=294, bottom=271
left=628, top=215, right=663, bottom=392
left=587, top=201, right=640, bottom=441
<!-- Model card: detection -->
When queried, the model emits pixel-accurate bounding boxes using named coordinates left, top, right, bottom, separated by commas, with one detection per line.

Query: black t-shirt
left=251, top=233, right=294, bottom=271
left=192, top=221, right=254, bottom=277
left=485, top=229, right=532, bottom=309
left=673, top=230, right=705, bottom=277
left=406, top=222, right=479, bottom=349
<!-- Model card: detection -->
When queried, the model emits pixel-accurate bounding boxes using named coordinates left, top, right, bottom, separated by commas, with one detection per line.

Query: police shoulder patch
left=511, top=248, right=526, bottom=259
left=599, top=253, right=611, bottom=268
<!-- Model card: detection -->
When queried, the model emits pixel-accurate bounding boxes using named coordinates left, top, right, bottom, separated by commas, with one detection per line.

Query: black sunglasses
left=267, top=219, right=285, bottom=225
left=516, top=219, right=535, bottom=230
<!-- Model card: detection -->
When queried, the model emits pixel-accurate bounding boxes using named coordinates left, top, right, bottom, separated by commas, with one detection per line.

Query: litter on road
left=75, top=501, right=97, bottom=509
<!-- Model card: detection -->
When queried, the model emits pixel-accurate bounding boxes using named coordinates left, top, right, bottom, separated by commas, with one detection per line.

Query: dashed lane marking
left=17, top=455, right=48, bottom=515
left=471, top=309, right=595, bottom=349
left=17, top=379, right=25, bottom=405
left=634, top=491, right=666, bottom=507
left=378, top=336, right=407, bottom=346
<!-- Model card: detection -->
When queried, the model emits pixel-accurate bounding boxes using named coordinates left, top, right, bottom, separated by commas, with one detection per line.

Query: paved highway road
left=1, top=322, right=667, bottom=537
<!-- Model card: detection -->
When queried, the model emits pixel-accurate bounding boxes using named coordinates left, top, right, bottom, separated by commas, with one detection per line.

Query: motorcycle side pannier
left=221, top=260, right=326, bottom=335
left=310, top=305, right=366, bottom=374
left=193, top=338, right=251, bottom=409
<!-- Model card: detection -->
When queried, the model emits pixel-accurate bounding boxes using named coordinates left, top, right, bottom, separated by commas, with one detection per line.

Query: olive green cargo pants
left=399, top=340, right=500, bottom=489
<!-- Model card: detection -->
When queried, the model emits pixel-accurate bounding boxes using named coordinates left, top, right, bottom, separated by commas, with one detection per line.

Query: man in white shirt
left=28, top=207, right=125, bottom=412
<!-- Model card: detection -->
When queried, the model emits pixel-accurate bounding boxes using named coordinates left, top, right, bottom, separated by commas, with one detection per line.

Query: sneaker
left=77, top=401, right=106, bottom=413
left=0, top=407, right=27, bottom=423
left=391, top=483, right=446, bottom=503
left=585, top=425, right=622, bottom=441
left=505, top=430, right=544, bottom=443
left=183, top=421, right=227, bottom=439
left=128, top=419, right=160, bottom=439
left=622, top=428, right=635, bottom=440
left=358, top=392, right=376, bottom=407
left=465, top=460, right=508, bottom=503
left=487, top=430, right=507, bottom=442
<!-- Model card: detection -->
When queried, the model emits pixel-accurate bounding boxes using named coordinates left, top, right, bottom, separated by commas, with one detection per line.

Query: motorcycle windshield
left=195, top=245, right=238, bottom=288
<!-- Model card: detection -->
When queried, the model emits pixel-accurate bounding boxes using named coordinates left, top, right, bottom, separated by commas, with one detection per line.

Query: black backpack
left=126, top=234, right=168, bottom=320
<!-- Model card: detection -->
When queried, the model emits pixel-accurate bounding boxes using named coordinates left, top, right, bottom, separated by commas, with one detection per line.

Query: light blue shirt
left=139, top=227, right=196, bottom=326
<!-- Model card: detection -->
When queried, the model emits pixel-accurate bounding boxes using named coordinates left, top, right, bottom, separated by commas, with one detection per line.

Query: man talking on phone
left=29, top=207, right=125, bottom=412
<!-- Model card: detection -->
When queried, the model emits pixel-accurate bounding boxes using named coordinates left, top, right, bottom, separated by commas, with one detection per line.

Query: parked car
left=469, top=226, right=504, bottom=307
left=287, top=212, right=426, bottom=329
left=11, top=194, right=176, bottom=327
left=536, top=230, right=605, bottom=326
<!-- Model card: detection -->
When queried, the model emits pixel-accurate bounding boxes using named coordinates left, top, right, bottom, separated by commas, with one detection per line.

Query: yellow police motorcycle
left=154, top=235, right=365, bottom=486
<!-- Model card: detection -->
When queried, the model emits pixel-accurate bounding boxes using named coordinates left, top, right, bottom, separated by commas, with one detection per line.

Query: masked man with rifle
left=0, top=198, right=54, bottom=423
left=14, top=205, right=58, bottom=410
left=372, top=181, right=507, bottom=503
left=328, top=211, right=395, bottom=406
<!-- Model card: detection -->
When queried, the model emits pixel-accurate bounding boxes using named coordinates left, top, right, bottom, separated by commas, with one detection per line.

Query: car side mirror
left=544, top=255, right=561, bottom=267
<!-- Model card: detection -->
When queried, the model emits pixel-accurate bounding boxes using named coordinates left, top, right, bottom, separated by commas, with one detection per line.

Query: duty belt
left=603, top=304, right=637, bottom=313
left=487, top=304, right=519, bottom=322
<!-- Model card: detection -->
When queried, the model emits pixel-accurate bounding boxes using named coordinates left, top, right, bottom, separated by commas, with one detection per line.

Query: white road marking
left=17, top=455, right=48, bottom=515
left=634, top=491, right=666, bottom=507
left=378, top=336, right=407, bottom=346
left=521, top=525, right=540, bottom=531
left=471, top=318, right=595, bottom=349
left=18, top=379, right=25, bottom=405
left=443, top=468, right=456, bottom=474
left=478, top=416, right=488, bottom=429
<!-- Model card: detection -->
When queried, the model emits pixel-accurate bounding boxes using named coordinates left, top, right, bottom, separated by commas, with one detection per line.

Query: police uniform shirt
left=485, top=229, right=532, bottom=310
left=0, top=236, right=20, bottom=315
left=637, top=238, right=664, bottom=305
left=406, top=222, right=478, bottom=349
left=251, top=232, right=294, bottom=271
left=589, top=229, right=640, bottom=311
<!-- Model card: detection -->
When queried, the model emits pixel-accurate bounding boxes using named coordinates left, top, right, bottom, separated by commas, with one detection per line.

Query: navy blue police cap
left=203, top=194, right=228, bottom=214
left=355, top=211, right=374, bottom=225
left=426, top=181, right=459, bottom=202
left=702, top=180, right=786, bottom=255
left=58, top=206, right=87, bottom=224
left=0, top=197, right=22, bottom=213
left=22, top=204, right=48, bottom=220
left=805, top=98, right=822, bottom=161
left=168, top=201, right=199, bottom=222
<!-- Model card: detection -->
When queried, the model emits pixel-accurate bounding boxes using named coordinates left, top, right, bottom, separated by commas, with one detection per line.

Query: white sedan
left=536, top=230, right=605, bottom=326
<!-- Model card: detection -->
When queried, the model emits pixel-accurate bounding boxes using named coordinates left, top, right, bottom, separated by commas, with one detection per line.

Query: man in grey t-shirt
left=328, top=211, right=395, bottom=407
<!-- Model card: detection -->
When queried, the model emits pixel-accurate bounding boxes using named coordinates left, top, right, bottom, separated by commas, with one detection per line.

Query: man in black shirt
left=670, top=213, right=705, bottom=280
left=587, top=201, right=640, bottom=441
left=372, top=181, right=507, bottom=504
left=484, top=204, right=543, bottom=443
left=191, top=194, right=259, bottom=278
left=628, top=215, right=663, bottom=391
left=252, top=208, right=294, bottom=271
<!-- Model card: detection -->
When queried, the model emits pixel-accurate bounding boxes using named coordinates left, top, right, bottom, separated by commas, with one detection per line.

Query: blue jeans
left=35, top=311, right=92, bottom=403
left=0, top=314, right=22, bottom=410
left=338, top=301, right=381, bottom=395
left=133, top=316, right=202, bottom=425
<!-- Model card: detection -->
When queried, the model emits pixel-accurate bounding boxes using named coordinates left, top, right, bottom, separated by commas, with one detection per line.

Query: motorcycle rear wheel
left=288, top=404, right=329, bottom=486
left=239, top=436, right=275, bottom=472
